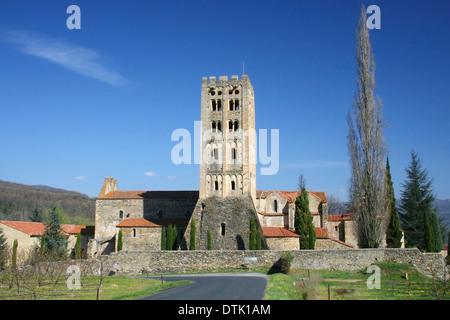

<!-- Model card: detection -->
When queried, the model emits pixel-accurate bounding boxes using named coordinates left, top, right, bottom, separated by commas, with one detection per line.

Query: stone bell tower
left=185, top=75, right=265, bottom=250
left=199, top=75, right=256, bottom=202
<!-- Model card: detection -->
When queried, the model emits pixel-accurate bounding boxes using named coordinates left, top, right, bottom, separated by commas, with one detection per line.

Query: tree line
left=0, top=179, right=95, bottom=225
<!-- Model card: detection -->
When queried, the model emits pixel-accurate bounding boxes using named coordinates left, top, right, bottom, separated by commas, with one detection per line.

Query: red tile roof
left=98, top=190, right=199, bottom=200
left=328, top=213, right=353, bottom=221
left=262, top=227, right=300, bottom=238
left=315, top=227, right=329, bottom=239
left=0, top=220, right=87, bottom=237
left=256, top=190, right=327, bottom=203
left=117, top=218, right=159, bottom=227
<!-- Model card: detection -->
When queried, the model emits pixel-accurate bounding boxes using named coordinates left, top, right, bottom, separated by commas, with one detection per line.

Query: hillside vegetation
left=0, top=179, right=95, bottom=225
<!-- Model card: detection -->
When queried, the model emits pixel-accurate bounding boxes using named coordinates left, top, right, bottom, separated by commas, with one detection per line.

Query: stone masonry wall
left=185, top=195, right=267, bottom=250
left=108, top=248, right=446, bottom=279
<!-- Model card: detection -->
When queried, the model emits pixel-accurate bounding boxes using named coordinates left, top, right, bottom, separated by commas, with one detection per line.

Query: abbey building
left=91, top=75, right=356, bottom=256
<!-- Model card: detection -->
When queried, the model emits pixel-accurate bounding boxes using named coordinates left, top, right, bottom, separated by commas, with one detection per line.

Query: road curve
left=139, top=273, right=268, bottom=300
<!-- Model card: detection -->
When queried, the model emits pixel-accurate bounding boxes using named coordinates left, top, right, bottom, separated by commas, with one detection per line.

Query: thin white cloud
left=2, top=30, right=129, bottom=87
left=167, top=175, right=176, bottom=180
left=75, top=176, right=85, bottom=181
left=144, top=171, right=156, bottom=177
left=286, top=161, right=349, bottom=169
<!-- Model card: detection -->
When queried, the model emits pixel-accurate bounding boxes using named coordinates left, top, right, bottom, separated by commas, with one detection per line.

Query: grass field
left=263, top=262, right=450, bottom=300
left=0, top=274, right=190, bottom=300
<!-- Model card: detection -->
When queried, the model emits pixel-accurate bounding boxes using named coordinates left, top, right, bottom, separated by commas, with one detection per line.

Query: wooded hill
left=0, top=179, right=95, bottom=225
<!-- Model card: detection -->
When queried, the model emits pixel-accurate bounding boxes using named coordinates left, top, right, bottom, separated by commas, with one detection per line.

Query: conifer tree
left=43, top=205, right=68, bottom=259
left=295, top=188, right=315, bottom=249
left=0, top=227, right=7, bottom=270
left=29, top=208, right=43, bottom=222
left=400, top=151, right=439, bottom=250
left=429, top=209, right=443, bottom=252
left=249, top=217, right=256, bottom=250
left=190, top=219, right=196, bottom=250
left=11, top=239, right=18, bottom=269
left=75, top=233, right=82, bottom=259
left=424, top=218, right=435, bottom=253
left=167, top=225, right=177, bottom=250
left=256, top=229, right=262, bottom=250
left=207, top=230, right=212, bottom=250
left=161, top=227, right=167, bottom=250
left=117, top=229, right=123, bottom=252
left=385, top=158, right=403, bottom=248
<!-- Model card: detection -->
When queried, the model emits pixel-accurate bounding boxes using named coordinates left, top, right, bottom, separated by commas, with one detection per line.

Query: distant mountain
left=434, top=199, right=450, bottom=228
left=0, top=179, right=95, bottom=225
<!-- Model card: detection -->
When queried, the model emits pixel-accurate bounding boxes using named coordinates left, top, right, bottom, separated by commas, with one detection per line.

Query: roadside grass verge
left=264, top=262, right=449, bottom=300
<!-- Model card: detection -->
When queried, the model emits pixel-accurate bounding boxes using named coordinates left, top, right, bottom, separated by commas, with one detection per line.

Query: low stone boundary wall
left=108, top=248, right=446, bottom=279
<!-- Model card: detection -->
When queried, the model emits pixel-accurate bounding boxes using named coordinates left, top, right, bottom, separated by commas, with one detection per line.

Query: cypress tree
left=161, top=227, right=167, bottom=250
left=207, top=230, right=212, bottom=250
left=295, top=189, right=315, bottom=249
left=249, top=217, right=256, bottom=250
left=256, top=229, right=262, bottom=250
left=167, top=225, right=173, bottom=250
left=75, top=233, right=82, bottom=259
left=308, top=218, right=316, bottom=250
left=385, top=158, right=403, bottom=248
left=167, top=225, right=177, bottom=250
left=424, top=217, right=435, bottom=252
left=429, top=210, right=443, bottom=252
left=0, top=227, right=7, bottom=270
left=117, top=229, right=123, bottom=252
left=12, top=239, right=18, bottom=269
left=40, top=235, right=45, bottom=255
left=190, top=219, right=196, bottom=250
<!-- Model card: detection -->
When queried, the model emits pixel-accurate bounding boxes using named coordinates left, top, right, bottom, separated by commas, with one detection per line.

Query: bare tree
left=327, top=194, right=348, bottom=215
left=347, top=5, right=388, bottom=248
left=298, top=174, right=307, bottom=191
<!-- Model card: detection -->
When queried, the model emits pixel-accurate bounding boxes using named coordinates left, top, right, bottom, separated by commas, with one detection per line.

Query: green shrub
left=280, top=253, right=292, bottom=275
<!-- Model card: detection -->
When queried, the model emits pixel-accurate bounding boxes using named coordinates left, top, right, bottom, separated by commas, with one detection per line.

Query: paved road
left=139, top=273, right=268, bottom=300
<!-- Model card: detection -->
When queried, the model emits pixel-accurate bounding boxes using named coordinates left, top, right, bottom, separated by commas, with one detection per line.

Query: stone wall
left=186, top=195, right=268, bottom=250
left=108, top=248, right=446, bottom=279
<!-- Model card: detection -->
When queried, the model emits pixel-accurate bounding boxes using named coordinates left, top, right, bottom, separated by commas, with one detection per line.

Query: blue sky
left=0, top=0, right=449, bottom=202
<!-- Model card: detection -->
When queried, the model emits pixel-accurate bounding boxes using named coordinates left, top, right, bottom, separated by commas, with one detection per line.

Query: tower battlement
left=202, top=75, right=249, bottom=85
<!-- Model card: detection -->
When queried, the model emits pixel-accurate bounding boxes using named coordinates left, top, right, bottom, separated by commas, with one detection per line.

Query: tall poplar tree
left=347, top=5, right=388, bottom=248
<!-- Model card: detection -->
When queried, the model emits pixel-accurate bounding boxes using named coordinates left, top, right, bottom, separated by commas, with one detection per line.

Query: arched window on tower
left=274, top=200, right=278, bottom=213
